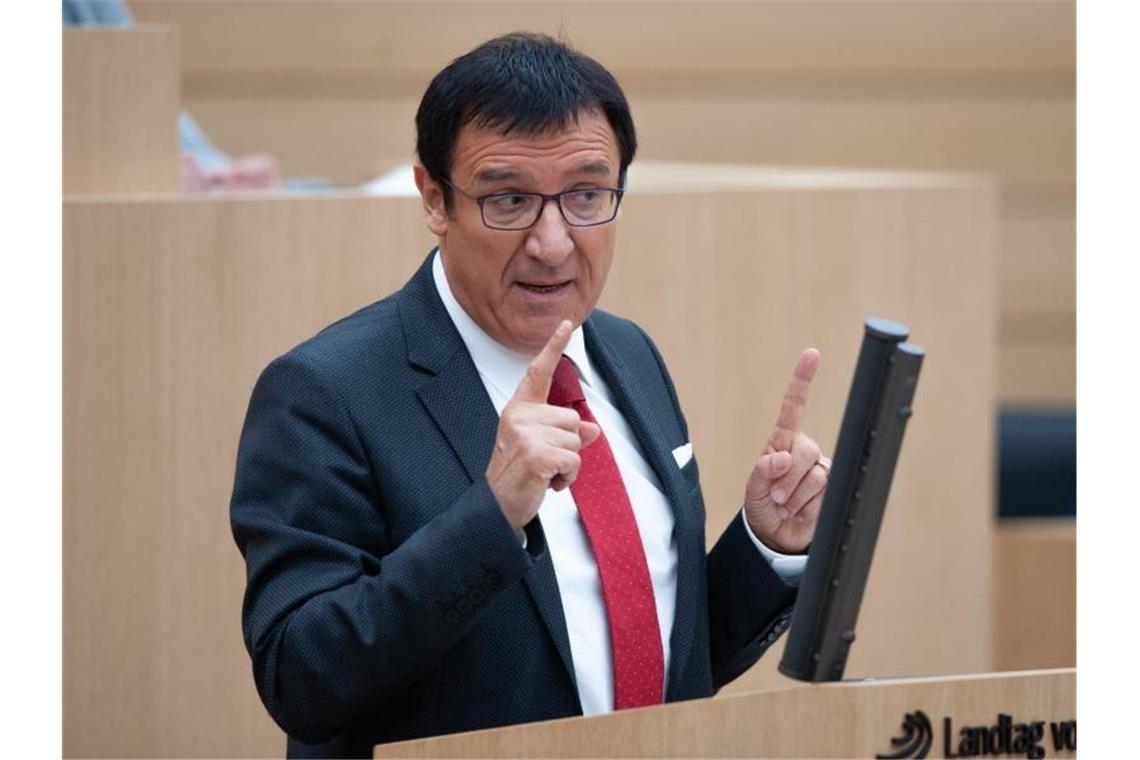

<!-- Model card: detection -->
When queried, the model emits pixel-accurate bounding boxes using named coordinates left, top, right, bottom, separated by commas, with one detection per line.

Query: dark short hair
left=415, top=32, right=637, bottom=208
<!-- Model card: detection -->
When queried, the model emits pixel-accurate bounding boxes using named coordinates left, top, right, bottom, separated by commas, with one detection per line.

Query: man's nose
left=524, top=198, right=574, bottom=264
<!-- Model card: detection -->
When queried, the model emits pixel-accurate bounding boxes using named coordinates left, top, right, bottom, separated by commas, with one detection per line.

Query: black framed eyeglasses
left=440, top=177, right=625, bottom=231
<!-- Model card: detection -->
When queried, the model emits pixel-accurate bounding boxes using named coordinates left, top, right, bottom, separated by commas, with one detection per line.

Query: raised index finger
left=514, top=319, right=574, bottom=402
left=773, top=348, right=821, bottom=438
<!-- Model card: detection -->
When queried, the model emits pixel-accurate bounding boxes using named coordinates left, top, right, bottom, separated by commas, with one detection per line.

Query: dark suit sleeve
left=636, top=326, right=798, bottom=688
left=706, top=517, right=797, bottom=686
left=230, top=352, right=540, bottom=744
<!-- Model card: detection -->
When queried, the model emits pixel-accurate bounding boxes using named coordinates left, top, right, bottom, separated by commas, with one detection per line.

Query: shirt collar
left=431, top=249, right=598, bottom=399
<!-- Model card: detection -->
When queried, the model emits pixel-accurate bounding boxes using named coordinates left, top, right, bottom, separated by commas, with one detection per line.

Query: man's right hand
left=486, top=319, right=601, bottom=533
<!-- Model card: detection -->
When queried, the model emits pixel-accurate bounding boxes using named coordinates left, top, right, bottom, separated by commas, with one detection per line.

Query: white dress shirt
left=431, top=251, right=804, bottom=715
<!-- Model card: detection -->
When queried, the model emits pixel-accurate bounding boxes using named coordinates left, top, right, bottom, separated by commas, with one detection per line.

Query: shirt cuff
left=740, top=509, right=807, bottom=586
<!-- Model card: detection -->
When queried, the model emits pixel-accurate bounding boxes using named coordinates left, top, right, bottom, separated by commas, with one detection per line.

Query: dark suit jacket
left=230, top=252, right=797, bottom=758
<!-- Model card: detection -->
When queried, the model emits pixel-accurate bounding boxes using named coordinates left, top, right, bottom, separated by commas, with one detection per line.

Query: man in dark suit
left=231, top=33, right=830, bottom=758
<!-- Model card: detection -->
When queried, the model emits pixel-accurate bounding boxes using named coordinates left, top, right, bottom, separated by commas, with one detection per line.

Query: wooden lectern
left=375, top=669, right=1075, bottom=758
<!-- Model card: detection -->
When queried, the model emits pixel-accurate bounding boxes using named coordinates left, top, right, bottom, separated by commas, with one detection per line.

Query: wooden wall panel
left=64, top=171, right=996, bottom=756
left=63, top=28, right=180, bottom=195
left=129, top=1, right=1074, bottom=79
left=1001, top=212, right=1076, bottom=316
left=997, top=345, right=1077, bottom=408
left=992, top=520, right=1076, bottom=671
left=63, top=194, right=435, bottom=758
left=178, top=97, right=1074, bottom=191
left=997, top=203, right=1075, bottom=405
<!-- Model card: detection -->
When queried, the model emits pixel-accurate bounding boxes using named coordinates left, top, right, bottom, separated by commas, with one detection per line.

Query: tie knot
left=548, top=355, right=586, bottom=407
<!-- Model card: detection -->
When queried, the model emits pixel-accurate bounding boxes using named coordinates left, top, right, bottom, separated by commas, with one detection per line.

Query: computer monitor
left=779, top=317, right=925, bottom=682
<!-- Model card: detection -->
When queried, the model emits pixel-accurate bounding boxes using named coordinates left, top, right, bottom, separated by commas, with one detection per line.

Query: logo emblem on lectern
left=876, top=710, right=933, bottom=759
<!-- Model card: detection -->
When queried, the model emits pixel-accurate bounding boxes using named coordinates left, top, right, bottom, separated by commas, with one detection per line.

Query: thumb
left=579, top=420, right=601, bottom=449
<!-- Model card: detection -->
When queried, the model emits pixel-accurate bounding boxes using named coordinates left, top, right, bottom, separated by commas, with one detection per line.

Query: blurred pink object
left=180, top=152, right=281, bottom=193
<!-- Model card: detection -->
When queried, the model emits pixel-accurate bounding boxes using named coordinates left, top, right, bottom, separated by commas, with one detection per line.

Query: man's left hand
left=743, top=349, right=828, bottom=554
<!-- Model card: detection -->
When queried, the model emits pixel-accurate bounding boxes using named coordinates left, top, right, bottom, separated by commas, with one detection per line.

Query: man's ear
left=413, top=164, right=448, bottom=237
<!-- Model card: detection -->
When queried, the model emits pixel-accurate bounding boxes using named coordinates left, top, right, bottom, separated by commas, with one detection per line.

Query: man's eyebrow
left=474, top=168, right=522, bottom=185
left=574, top=161, right=613, bottom=176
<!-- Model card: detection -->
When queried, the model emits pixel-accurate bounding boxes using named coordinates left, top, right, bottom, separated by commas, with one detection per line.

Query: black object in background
left=998, top=409, right=1076, bottom=518
left=779, top=318, right=924, bottom=683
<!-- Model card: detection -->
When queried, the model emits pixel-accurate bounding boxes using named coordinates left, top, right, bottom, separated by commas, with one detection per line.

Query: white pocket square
left=671, top=442, right=693, bottom=468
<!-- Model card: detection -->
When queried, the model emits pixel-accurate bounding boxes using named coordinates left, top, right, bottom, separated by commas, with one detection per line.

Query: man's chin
left=507, top=315, right=581, bottom=355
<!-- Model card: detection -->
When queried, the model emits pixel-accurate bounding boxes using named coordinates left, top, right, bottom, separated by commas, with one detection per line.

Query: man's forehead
left=452, top=112, right=620, bottom=183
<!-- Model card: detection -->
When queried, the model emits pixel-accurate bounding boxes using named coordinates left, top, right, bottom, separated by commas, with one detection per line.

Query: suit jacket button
left=469, top=589, right=486, bottom=605
left=444, top=610, right=461, bottom=625
left=457, top=598, right=472, bottom=614
left=484, top=571, right=501, bottom=589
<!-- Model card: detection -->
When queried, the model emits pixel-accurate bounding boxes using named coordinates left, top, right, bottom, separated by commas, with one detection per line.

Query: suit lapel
left=414, top=353, right=498, bottom=483
left=583, top=317, right=702, bottom=697
left=582, top=321, right=687, bottom=507
left=398, top=252, right=579, bottom=698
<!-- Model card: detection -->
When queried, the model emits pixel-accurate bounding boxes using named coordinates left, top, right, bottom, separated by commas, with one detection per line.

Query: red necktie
left=548, top=355, right=664, bottom=709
